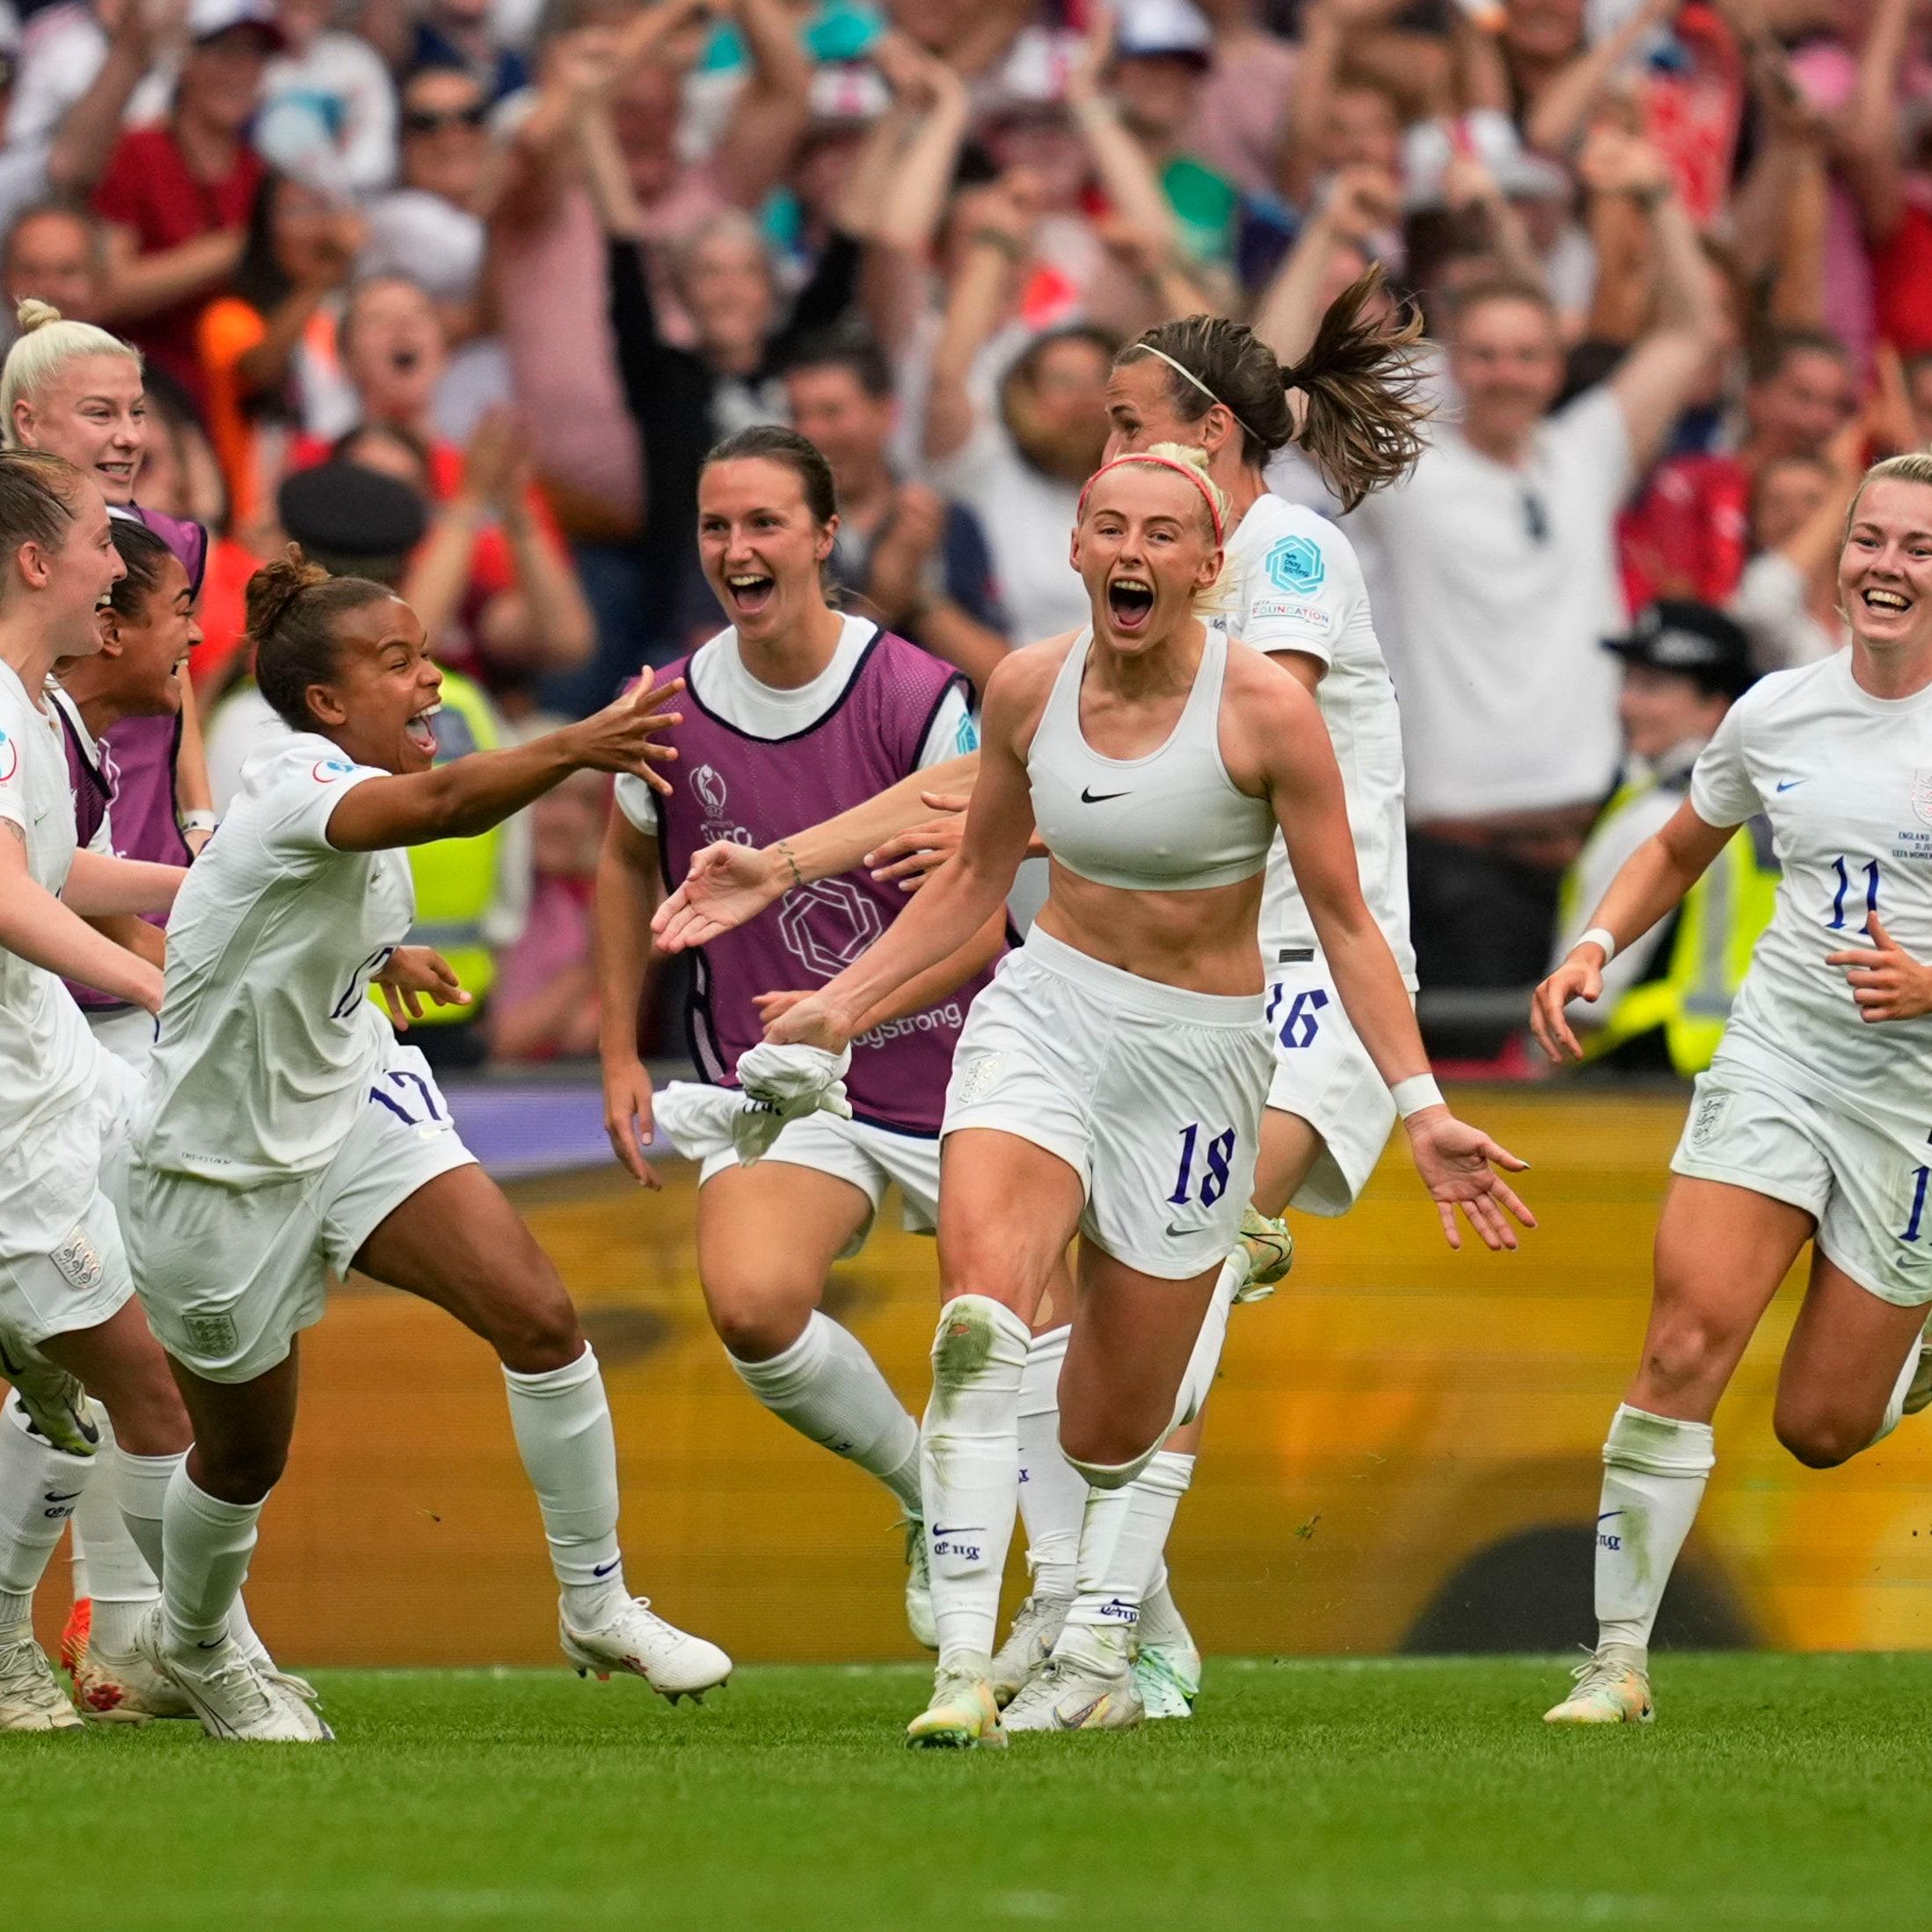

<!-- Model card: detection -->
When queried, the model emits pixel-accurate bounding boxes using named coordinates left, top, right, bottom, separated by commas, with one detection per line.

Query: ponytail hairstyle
left=1076, top=441, right=1233, bottom=616
left=0, top=448, right=86, bottom=586
left=246, top=545, right=395, bottom=732
left=1, top=300, right=142, bottom=449
left=1118, top=266, right=1430, bottom=512
left=105, top=517, right=175, bottom=622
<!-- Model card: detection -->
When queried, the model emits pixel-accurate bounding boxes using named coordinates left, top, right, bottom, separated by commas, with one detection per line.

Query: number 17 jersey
left=133, top=733, right=414, bottom=1187
left=1688, top=650, right=1932, bottom=1124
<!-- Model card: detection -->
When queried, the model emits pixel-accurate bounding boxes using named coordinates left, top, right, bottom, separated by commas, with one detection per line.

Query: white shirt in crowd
left=1224, top=492, right=1415, bottom=987
left=264, top=30, right=399, bottom=194
left=0, top=660, right=112, bottom=1258
left=134, top=733, right=413, bottom=1186
left=614, top=614, right=973, bottom=835
left=1727, top=550, right=1848, bottom=674
left=1349, top=383, right=1632, bottom=822
left=1688, top=651, right=1932, bottom=1124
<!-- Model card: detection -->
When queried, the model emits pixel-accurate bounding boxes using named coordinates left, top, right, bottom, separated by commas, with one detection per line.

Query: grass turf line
left=2, top=1653, right=1921, bottom=1930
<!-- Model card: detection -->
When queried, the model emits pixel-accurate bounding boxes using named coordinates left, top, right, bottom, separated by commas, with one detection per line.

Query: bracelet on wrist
left=774, top=839, right=805, bottom=891
left=180, top=808, right=217, bottom=836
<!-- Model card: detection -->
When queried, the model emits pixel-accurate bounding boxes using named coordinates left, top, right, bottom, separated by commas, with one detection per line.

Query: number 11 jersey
left=1689, top=650, right=1932, bottom=1125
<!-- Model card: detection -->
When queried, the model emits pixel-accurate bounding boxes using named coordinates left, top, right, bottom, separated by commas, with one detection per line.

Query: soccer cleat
left=906, top=1664, right=1006, bottom=1749
left=0, top=1631, right=84, bottom=1732
left=560, top=1598, right=732, bottom=1703
left=1234, top=1207, right=1294, bottom=1305
left=72, top=1640, right=196, bottom=1724
left=60, top=1597, right=91, bottom=1677
left=133, top=1610, right=324, bottom=1742
left=902, top=1519, right=937, bottom=1650
left=1903, top=1329, right=1932, bottom=1418
left=0, top=1331, right=99, bottom=1457
left=988, top=1592, right=1069, bottom=1707
left=1133, top=1641, right=1202, bottom=1720
left=1001, top=1631, right=1144, bottom=1734
left=1543, top=1646, right=1654, bottom=1725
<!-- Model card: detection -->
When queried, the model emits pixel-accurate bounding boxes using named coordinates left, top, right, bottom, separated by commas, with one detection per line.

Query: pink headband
left=1076, top=452, right=1225, bottom=547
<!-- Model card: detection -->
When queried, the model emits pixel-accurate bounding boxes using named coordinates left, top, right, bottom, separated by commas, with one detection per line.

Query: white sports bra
left=1026, top=623, right=1274, bottom=893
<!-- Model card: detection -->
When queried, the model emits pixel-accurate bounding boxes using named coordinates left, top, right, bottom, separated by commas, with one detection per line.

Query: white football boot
left=988, top=1591, right=1070, bottom=1708
left=0, top=1333, right=98, bottom=1458
left=134, top=1609, right=325, bottom=1742
left=902, top=1519, right=937, bottom=1651
left=1001, top=1628, right=1144, bottom=1734
left=559, top=1598, right=732, bottom=1703
left=72, top=1640, right=195, bottom=1724
left=0, top=1630, right=83, bottom=1732
left=1543, top=1644, right=1654, bottom=1725
left=905, top=1662, right=1006, bottom=1750
left=1233, top=1207, right=1294, bottom=1305
left=1133, top=1641, right=1202, bottom=1721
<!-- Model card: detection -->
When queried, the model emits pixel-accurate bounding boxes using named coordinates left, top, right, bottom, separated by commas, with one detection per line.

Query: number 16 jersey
left=1688, top=650, right=1932, bottom=1125
left=133, top=733, right=414, bottom=1187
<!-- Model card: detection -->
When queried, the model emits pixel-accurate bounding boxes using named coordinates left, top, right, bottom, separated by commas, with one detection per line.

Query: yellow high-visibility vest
left=1561, top=780, right=1778, bottom=1075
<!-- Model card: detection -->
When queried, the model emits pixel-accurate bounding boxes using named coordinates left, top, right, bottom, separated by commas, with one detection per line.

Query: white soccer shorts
left=653, top=1080, right=943, bottom=1252
left=1262, top=948, right=1398, bottom=1217
left=128, top=1041, right=477, bottom=1382
left=940, top=925, right=1274, bottom=1280
left=1672, top=1061, right=1932, bottom=1308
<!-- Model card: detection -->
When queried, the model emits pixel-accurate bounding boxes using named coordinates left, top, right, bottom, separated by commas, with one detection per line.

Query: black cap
left=277, top=461, right=427, bottom=574
left=1603, top=600, right=1756, bottom=700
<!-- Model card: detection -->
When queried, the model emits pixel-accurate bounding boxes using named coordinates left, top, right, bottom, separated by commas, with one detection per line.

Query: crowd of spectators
left=0, top=0, right=1921, bottom=1067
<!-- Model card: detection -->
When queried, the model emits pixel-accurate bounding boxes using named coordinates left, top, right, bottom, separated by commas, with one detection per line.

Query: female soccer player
left=125, top=550, right=727, bottom=1743
left=596, top=426, right=1009, bottom=1650
left=1533, top=451, right=1932, bottom=1727
left=0, top=452, right=195, bottom=1731
left=760, top=447, right=1530, bottom=1747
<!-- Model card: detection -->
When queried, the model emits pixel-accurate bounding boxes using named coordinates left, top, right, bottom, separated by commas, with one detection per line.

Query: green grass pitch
left=4, top=1653, right=1922, bottom=1929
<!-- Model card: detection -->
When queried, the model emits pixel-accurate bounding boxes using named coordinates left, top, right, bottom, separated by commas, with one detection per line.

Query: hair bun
left=244, top=543, right=332, bottom=644
left=14, top=300, right=63, bottom=335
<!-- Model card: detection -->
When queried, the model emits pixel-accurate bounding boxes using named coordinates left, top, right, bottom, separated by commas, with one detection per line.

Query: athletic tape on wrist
left=1578, top=926, right=1617, bottom=965
left=1391, top=1074, right=1445, bottom=1119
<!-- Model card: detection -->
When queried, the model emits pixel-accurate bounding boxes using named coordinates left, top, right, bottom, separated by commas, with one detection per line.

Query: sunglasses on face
left=404, top=103, right=488, bottom=135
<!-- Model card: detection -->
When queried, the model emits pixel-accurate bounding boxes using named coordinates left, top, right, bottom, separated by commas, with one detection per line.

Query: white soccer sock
left=1595, top=1403, right=1715, bottom=1658
left=503, top=1345, right=627, bottom=1629
left=1867, top=1338, right=1921, bottom=1449
left=160, top=1465, right=263, bottom=1650
left=1058, top=1449, right=1196, bottom=1668
left=1016, top=1324, right=1084, bottom=1601
left=1171, top=1259, right=1240, bottom=1432
left=921, top=1294, right=1032, bottom=1672
left=118, top=1446, right=272, bottom=1662
left=0, top=1390, right=92, bottom=1632
left=1138, top=1566, right=1194, bottom=1652
left=67, top=1409, right=159, bottom=1657
left=69, top=1523, right=89, bottom=1603
left=727, top=1310, right=922, bottom=1516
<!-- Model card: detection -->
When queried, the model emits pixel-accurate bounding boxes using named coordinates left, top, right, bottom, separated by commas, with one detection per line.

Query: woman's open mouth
left=727, top=572, right=776, bottom=616
left=1106, top=577, right=1155, bottom=633
left=1862, top=585, right=1912, bottom=619
left=406, top=699, right=441, bottom=757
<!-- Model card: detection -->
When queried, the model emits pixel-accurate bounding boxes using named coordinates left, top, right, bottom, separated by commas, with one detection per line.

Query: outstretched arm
left=594, top=806, right=667, bottom=1186
left=0, top=829, right=163, bottom=1012
left=324, top=674, right=682, bottom=853
left=1530, top=798, right=1736, bottom=1060
left=62, top=850, right=184, bottom=917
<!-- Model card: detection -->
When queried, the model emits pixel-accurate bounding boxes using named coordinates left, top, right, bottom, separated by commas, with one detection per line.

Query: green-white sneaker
left=0, top=1331, right=98, bottom=1458
left=1543, top=1646, right=1653, bottom=1725
left=901, top=1520, right=937, bottom=1651
left=1133, top=1641, right=1201, bottom=1720
left=989, top=1591, right=1069, bottom=1707
left=1234, top=1208, right=1294, bottom=1304
left=907, top=1663, right=1006, bottom=1750
left=1002, top=1629, right=1144, bottom=1734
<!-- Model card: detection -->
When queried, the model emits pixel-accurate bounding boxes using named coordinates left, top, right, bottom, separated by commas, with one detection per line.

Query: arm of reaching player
left=760, top=656, right=1044, bottom=1053
left=593, top=804, right=667, bottom=1188
left=754, top=903, right=1008, bottom=1036
left=1248, top=665, right=1533, bottom=1251
left=324, top=674, right=683, bottom=853
left=0, top=825, right=164, bottom=1012
left=651, top=751, right=983, bottom=951
left=1825, top=912, right=1932, bottom=1024
left=1531, top=798, right=1737, bottom=1061
left=62, top=849, right=185, bottom=916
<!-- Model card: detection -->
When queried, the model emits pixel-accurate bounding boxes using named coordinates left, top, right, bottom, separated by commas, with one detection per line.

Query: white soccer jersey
left=1225, top=493, right=1415, bottom=987
left=1688, top=651, right=1932, bottom=1124
left=134, top=733, right=414, bottom=1186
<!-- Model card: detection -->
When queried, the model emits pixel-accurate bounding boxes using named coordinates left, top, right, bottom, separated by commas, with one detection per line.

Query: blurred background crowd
left=1, top=0, right=1920, bottom=1073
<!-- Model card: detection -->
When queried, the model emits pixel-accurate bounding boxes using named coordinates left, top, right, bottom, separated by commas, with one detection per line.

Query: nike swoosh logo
left=43, top=1489, right=83, bottom=1503
left=1055, top=1695, right=1106, bottom=1730
left=1079, top=786, right=1129, bottom=804
left=197, top=1638, right=224, bottom=1650
left=1775, top=779, right=1806, bottom=792
left=930, top=1526, right=981, bottom=1538
left=1164, top=1222, right=1200, bottom=1237
left=1597, top=1511, right=1622, bottom=1523
left=593, top=1558, right=622, bottom=1578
